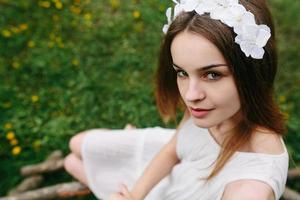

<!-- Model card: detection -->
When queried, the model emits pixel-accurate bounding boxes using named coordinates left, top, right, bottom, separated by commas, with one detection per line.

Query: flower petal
left=210, top=6, right=228, bottom=20
left=259, top=24, right=271, bottom=32
left=224, top=6, right=243, bottom=26
left=250, top=46, right=265, bottom=59
left=240, top=41, right=253, bottom=57
left=242, top=11, right=256, bottom=25
left=200, top=1, right=217, bottom=13
left=174, top=4, right=184, bottom=17
left=166, top=7, right=172, bottom=23
left=163, top=24, right=169, bottom=34
left=182, top=0, right=199, bottom=12
left=256, top=27, right=271, bottom=47
left=195, top=4, right=206, bottom=15
left=242, top=24, right=259, bottom=41
left=235, top=35, right=243, bottom=45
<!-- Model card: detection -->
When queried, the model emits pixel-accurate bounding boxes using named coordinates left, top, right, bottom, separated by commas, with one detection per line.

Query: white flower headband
left=163, top=0, right=271, bottom=59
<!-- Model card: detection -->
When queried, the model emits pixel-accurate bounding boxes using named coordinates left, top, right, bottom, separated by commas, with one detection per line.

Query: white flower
left=214, top=0, right=238, bottom=7
left=222, top=5, right=255, bottom=28
left=256, top=25, right=271, bottom=47
left=174, top=3, right=184, bottom=17
left=181, top=0, right=201, bottom=12
left=239, top=41, right=265, bottom=59
left=162, top=7, right=172, bottom=34
left=210, top=4, right=250, bottom=26
left=181, top=0, right=216, bottom=14
left=162, top=0, right=272, bottom=59
left=235, top=24, right=271, bottom=59
left=162, top=1, right=184, bottom=34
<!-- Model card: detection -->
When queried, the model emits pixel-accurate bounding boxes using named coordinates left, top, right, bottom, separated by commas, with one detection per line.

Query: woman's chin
left=191, top=117, right=215, bottom=129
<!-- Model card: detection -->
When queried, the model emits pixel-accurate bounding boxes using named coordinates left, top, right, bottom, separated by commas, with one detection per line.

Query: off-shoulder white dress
left=81, top=118, right=289, bottom=200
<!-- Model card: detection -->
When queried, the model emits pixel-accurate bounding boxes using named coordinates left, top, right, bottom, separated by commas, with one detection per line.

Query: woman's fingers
left=108, top=184, right=133, bottom=200
left=108, top=193, right=127, bottom=200
left=124, top=124, right=136, bottom=130
left=119, top=184, right=133, bottom=198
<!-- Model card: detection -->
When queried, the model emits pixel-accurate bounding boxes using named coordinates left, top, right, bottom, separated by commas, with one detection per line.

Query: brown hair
left=155, top=0, right=286, bottom=179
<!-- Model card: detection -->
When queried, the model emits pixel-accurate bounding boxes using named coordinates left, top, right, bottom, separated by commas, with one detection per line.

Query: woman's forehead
left=170, top=31, right=227, bottom=70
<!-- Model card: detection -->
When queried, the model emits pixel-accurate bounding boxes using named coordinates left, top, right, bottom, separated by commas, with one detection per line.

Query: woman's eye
left=176, top=70, right=188, bottom=78
left=205, top=72, right=222, bottom=80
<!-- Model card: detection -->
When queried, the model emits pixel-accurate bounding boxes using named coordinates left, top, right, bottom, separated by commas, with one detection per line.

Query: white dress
left=81, top=118, right=289, bottom=200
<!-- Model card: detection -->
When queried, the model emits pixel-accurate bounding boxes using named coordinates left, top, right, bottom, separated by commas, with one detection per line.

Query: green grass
left=0, top=0, right=299, bottom=198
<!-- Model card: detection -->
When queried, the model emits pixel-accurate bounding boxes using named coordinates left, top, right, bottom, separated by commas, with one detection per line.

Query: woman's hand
left=108, top=184, right=140, bottom=200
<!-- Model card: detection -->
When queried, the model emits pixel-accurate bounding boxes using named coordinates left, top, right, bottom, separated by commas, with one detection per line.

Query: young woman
left=64, top=0, right=289, bottom=199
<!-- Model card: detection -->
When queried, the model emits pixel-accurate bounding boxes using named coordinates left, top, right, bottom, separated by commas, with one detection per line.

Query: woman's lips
left=190, top=107, right=214, bottom=118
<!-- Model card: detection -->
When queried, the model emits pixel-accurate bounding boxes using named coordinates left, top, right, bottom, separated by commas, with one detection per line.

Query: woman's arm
left=221, top=180, right=275, bottom=200
left=130, top=110, right=190, bottom=200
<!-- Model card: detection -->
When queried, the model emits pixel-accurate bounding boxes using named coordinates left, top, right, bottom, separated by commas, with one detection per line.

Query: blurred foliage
left=0, top=0, right=299, bottom=198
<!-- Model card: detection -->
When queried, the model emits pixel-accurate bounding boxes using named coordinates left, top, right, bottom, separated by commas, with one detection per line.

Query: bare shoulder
left=249, top=128, right=285, bottom=155
left=221, top=179, right=275, bottom=200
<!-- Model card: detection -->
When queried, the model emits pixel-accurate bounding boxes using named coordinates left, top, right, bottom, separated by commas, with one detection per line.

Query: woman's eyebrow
left=172, top=63, right=228, bottom=71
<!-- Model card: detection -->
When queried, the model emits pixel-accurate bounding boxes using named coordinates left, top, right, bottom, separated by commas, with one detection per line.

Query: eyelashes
left=174, top=69, right=223, bottom=81
left=205, top=71, right=222, bottom=80
left=175, top=69, right=188, bottom=77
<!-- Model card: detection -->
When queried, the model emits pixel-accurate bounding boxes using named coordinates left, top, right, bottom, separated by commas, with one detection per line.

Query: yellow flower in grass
left=132, top=10, right=141, bottom=19
left=4, top=123, right=13, bottom=130
left=6, top=131, right=15, bottom=140
left=19, top=23, right=28, bottom=31
left=11, top=27, right=20, bottom=34
left=72, top=58, right=79, bottom=66
left=12, top=146, right=22, bottom=156
left=39, top=1, right=51, bottom=8
left=10, top=139, right=19, bottom=146
left=2, top=30, right=12, bottom=38
left=283, top=112, right=289, bottom=121
left=84, top=13, right=92, bottom=21
left=28, top=41, right=36, bottom=48
left=55, top=36, right=62, bottom=43
left=33, top=139, right=42, bottom=150
left=49, top=33, right=56, bottom=40
left=133, top=22, right=144, bottom=33
left=110, top=0, right=120, bottom=10
left=70, top=5, right=81, bottom=14
left=12, top=61, right=20, bottom=69
left=55, top=1, right=63, bottom=9
left=159, top=4, right=166, bottom=12
left=278, top=95, right=286, bottom=104
left=31, top=95, right=39, bottom=103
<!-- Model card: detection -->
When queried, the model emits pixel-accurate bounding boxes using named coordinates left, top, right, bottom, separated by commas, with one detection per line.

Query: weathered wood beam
left=283, top=186, right=300, bottom=200
left=20, top=151, right=64, bottom=176
left=8, top=175, right=44, bottom=195
left=0, top=182, right=91, bottom=200
left=288, top=168, right=300, bottom=181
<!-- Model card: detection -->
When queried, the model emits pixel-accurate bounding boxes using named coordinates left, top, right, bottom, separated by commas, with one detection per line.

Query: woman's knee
left=64, top=153, right=78, bottom=174
left=64, top=153, right=88, bottom=185
left=69, top=132, right=87, bottom=156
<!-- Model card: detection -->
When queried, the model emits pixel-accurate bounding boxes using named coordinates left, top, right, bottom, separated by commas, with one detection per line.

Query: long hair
left=155, top=0, right=286, bottom=180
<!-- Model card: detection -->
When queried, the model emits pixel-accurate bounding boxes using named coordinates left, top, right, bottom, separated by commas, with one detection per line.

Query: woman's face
left=171, top=31, right=242, bottom=129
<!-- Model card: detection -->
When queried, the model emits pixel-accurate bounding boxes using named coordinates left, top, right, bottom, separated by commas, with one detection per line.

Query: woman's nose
left=184, top=80, right=205, bottom=102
